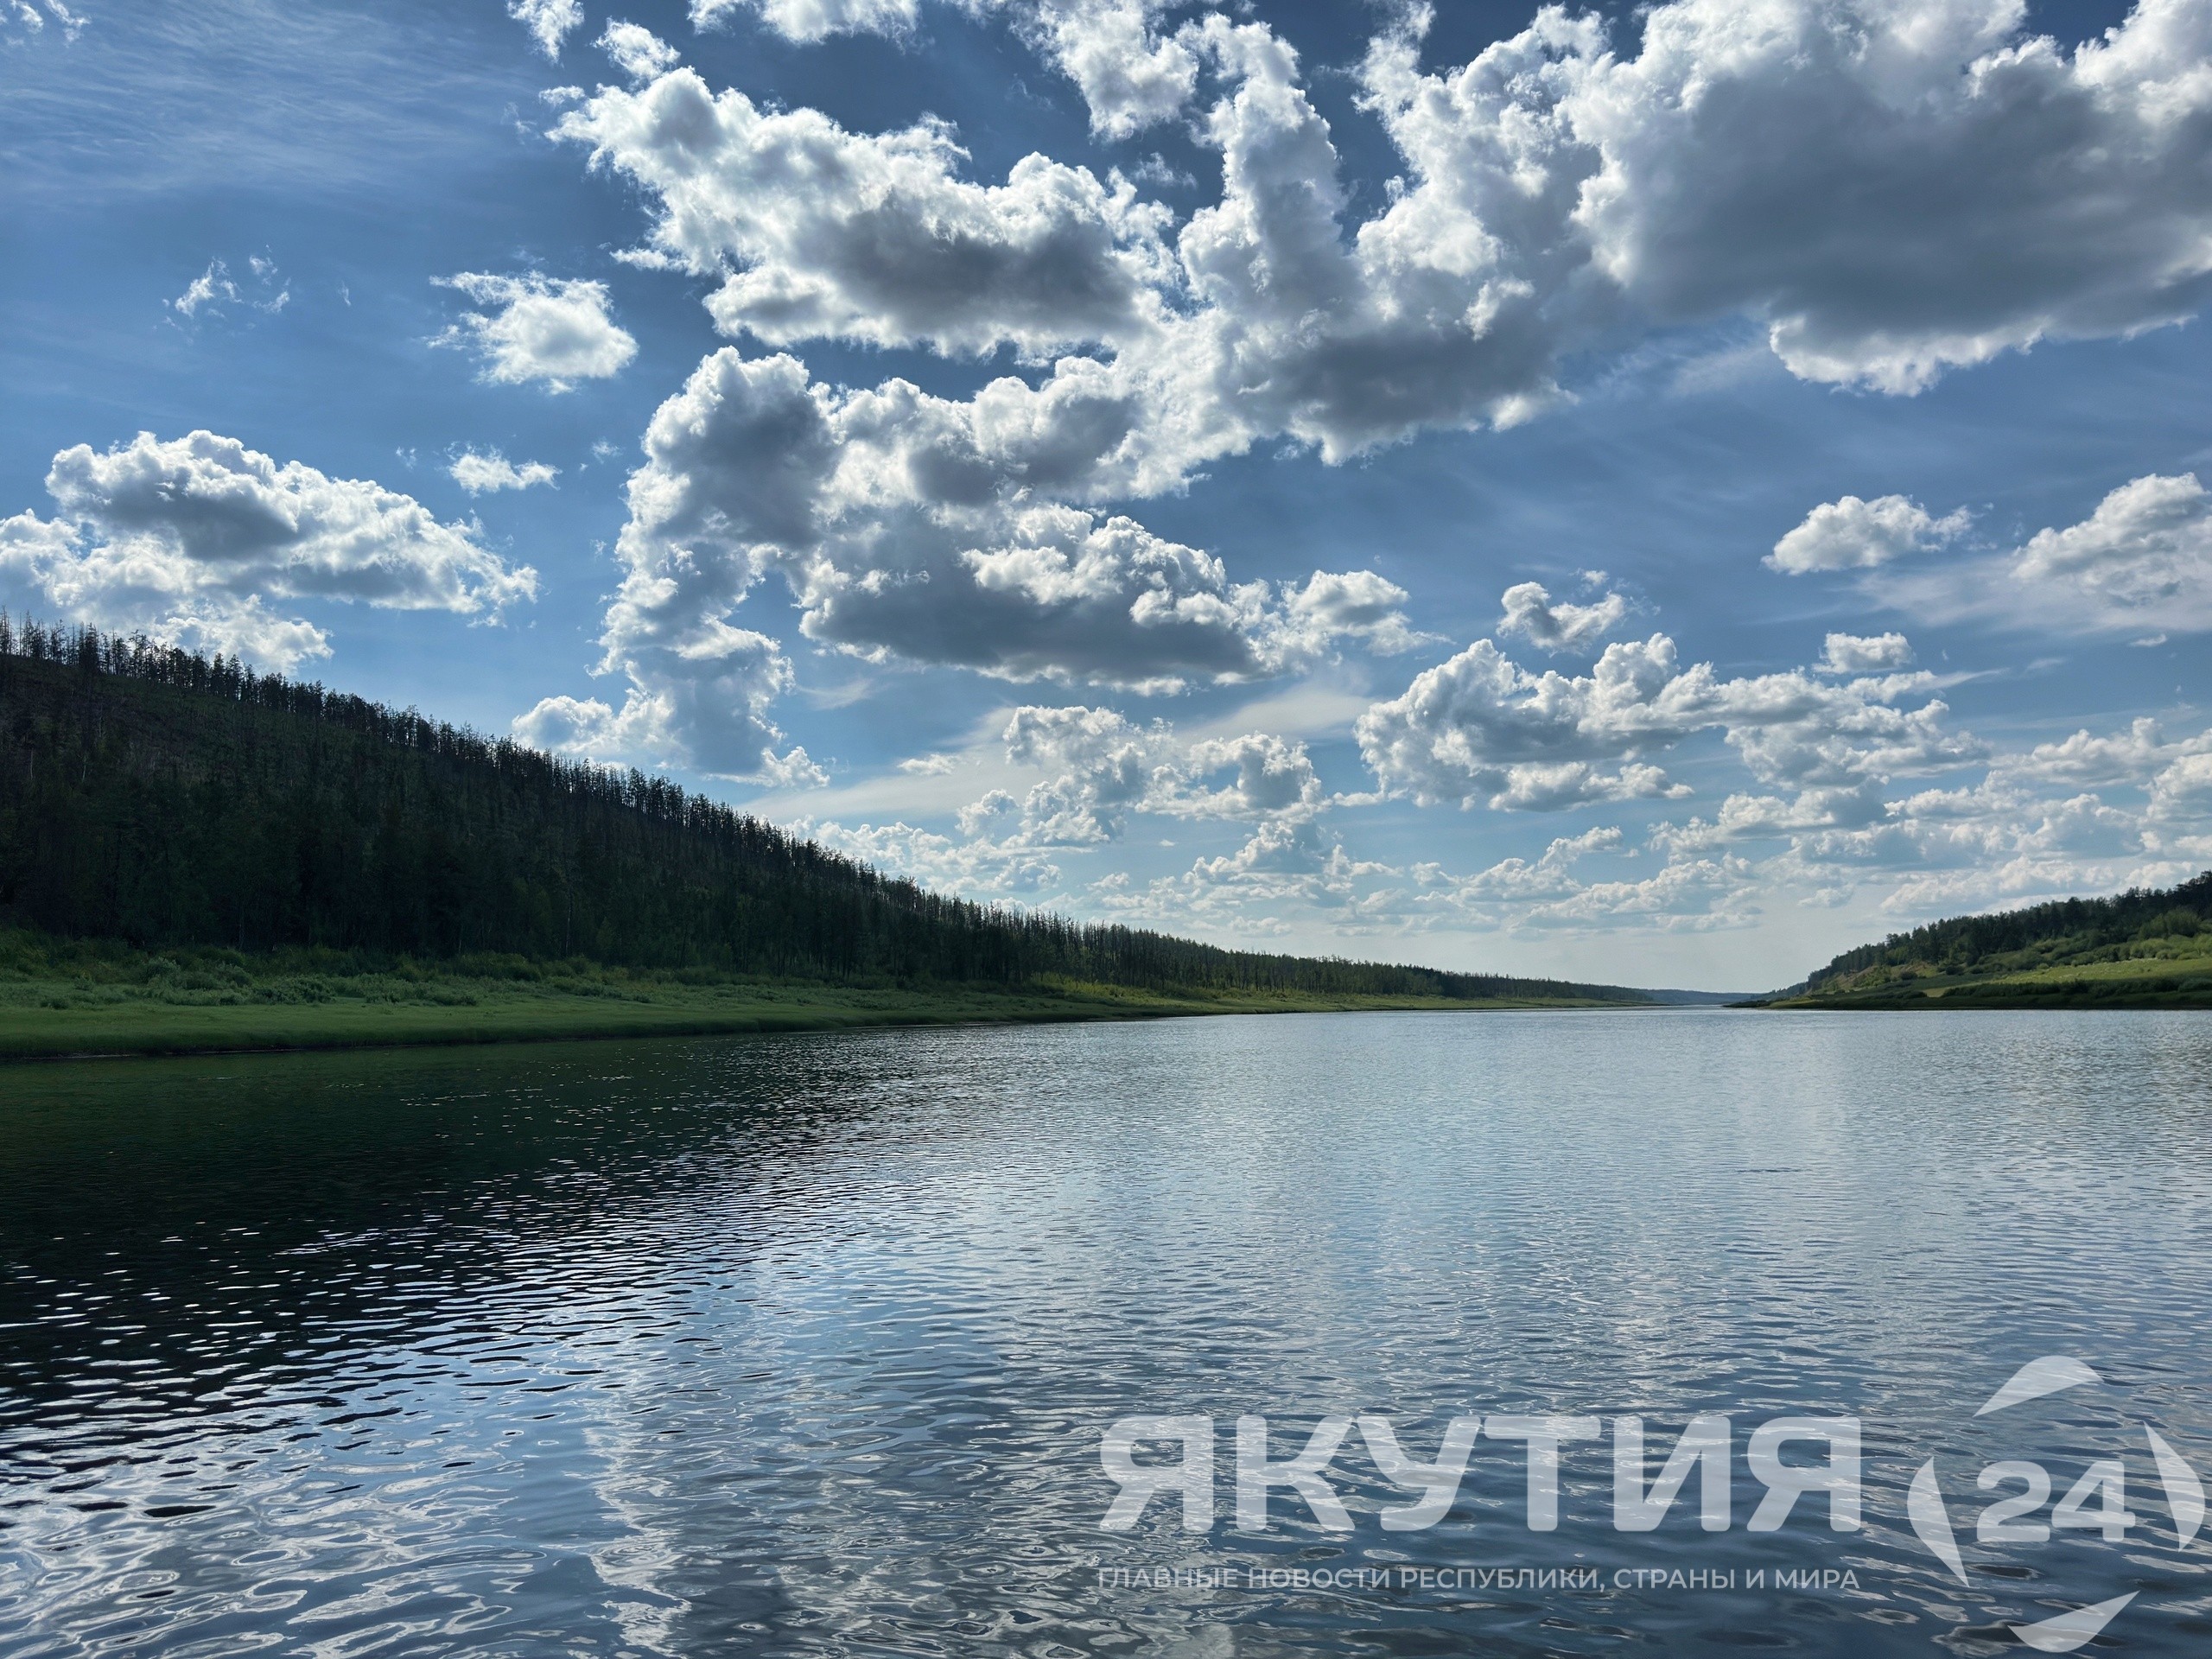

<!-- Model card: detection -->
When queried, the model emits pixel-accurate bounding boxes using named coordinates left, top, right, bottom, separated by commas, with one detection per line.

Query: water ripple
left=2, top=1011, right=2210, bottom=1654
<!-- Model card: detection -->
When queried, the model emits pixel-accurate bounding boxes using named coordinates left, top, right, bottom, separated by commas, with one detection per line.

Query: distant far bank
left=1752, top=870, right=2212, bottom=1010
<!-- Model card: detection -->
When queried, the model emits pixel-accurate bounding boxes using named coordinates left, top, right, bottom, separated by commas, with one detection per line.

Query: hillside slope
left=1769, top=872, right=2212, bottom=1008
left=0, top=620, right=1649, bottom=1044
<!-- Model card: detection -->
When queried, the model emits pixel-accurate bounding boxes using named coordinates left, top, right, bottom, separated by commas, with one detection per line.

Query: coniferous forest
left=0, top=619, right=1644, bottom=1005
left=1776, top=868, right=2212, bottom=1007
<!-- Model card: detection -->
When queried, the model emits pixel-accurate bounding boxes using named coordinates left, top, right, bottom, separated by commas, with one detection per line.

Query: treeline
left=0, top=619, right=1643, bottom=1002
left=1802, top=871, right=2212, bottom=991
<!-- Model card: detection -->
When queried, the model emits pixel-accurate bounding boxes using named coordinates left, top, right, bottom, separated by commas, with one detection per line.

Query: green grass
left=1767, top=947, right=2212, bottom=1010
left=0, top=931, right=1628, bottom=1060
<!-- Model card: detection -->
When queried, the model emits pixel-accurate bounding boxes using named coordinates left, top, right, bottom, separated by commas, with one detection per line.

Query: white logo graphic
left=1098, top=1413, right=1862, bottom=1535
left=1905, top=1356, right=2203, bottom=1652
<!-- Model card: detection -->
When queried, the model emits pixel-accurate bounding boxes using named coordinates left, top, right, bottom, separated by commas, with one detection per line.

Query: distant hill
left=1770, top=872, right=2212, bottom=1008
left=0, top=618, right=1649, bottom=1011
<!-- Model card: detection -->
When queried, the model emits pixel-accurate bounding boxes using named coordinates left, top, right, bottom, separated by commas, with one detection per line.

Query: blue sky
left=5, top=0, right=2209, bottom=989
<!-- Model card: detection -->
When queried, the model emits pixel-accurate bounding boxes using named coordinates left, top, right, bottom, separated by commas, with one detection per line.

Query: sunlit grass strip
left=0, top=936, right=1632, bottom=1060
left=1770, top=950, right=2212, bottom=1009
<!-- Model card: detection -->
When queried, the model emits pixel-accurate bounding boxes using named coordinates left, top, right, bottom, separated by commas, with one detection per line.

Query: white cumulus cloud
left=1994, top=717, right=2212, bottom=787
left=1497, top=577, right=1632, bottom=652
left=512, top=626, right=803, bottom=782
left=692, top=0, right=919, bottom=43
left=1428, top=825, right=1624, bottom=905
left=567, top=348, right=1418, bottom=746
left=509, top=0, right=583, bottom=59
left=448, top=449, right=559, bottom=493
left=531, top=0, right=2212, bottom=789
left=999, top=703, right=1175, bottom=842
left=692, top=0, right=1198, bottom=140
left=582, top=0, right=2212, bottom=445
left=1798, top=473, right=2212, bottom=635
left=1820, top=632, right=1914, bottom=674
left=171, top=261, right=238, bottom=318
left=798, top=817, right=1063, bottom=895
left=435, top=272, right=637, bottom=391
left=1357, top=630, right=1977, bottom=810
left=600, top=20, right=679, bottom=80
left=534, top=0, right=2212, bottom=766
left=0, top=430, right=537, bottom=671
left=557, top=71, right=1175, bottom=358
left=887, top=706, right=1332, bottom=878
left=1011, top=0, right=1201, bottom=139
left=2012, top=472, right=2212, bottom=625
left=1768, top=495, right=1970, bottom=574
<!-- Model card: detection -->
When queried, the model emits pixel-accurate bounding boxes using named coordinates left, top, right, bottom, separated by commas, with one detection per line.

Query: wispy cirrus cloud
left=169, top=255, right=289, bottom=322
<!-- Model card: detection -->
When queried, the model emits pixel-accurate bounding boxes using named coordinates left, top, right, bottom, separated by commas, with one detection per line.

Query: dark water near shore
left=3, top=1010, right=2210, bottom=1656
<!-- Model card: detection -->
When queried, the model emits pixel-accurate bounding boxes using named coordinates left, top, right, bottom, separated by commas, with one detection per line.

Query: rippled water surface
left=4, top=1010, right=2212, bottom=1656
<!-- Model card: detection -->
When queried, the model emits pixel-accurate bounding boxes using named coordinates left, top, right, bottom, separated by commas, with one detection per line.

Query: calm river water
left=3, top=1010, right=2210, bottom=1656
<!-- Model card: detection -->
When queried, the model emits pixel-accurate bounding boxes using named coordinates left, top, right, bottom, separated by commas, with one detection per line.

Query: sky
left=4, top=0, right=2210, bottom=991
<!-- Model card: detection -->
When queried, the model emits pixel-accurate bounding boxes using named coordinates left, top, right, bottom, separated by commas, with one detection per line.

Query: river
left=3, top=1010, right=2209, bottom=1655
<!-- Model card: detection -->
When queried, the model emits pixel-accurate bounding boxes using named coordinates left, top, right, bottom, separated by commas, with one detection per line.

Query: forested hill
left=1777, top=871, right=2212, bottom=1008
left=0, top=620, right=1646, bottom=1005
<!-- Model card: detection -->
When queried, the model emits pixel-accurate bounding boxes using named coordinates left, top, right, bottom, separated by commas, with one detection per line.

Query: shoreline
left=1758, top=992, right=2212, bottom=1010
left=0, top=982, right=1642, bottom=1065
left=1752, top=953, right=2212, bottom=1010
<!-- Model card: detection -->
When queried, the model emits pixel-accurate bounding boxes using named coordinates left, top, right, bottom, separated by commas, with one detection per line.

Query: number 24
left=1977, top=1460, right=2139, bottom=1543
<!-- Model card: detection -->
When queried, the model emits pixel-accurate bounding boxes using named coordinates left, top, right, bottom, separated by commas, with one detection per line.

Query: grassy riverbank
left=0, top=932, right=1630, bottom=1061
left=1762, top=948, right=2212, bottom=1009
left=1758, top=870, right=2212, bottom=1009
